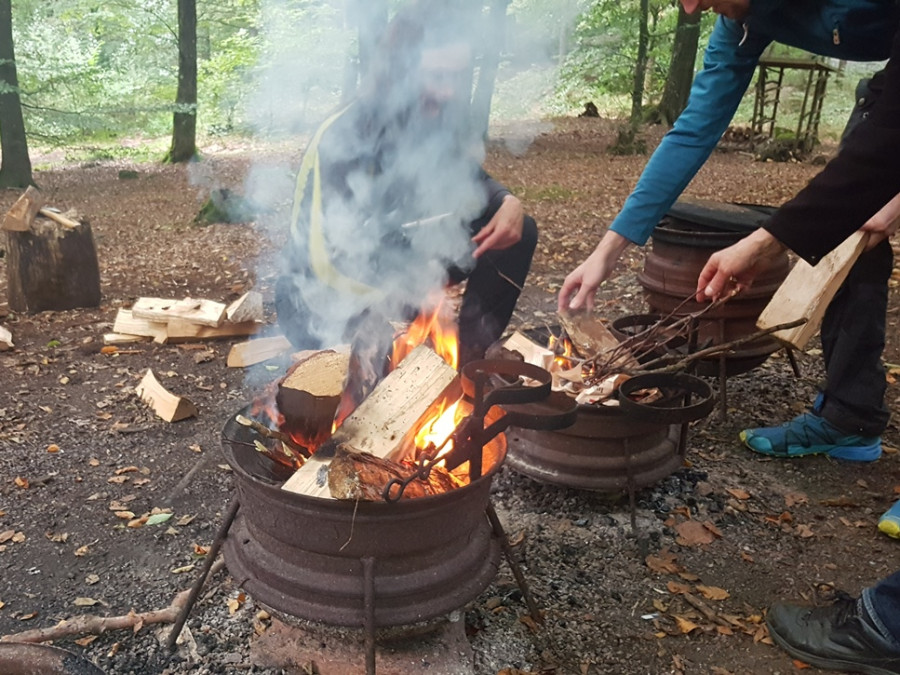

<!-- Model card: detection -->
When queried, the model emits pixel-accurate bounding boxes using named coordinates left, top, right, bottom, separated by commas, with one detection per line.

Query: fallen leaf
left=667, top=581, right=692, bottom=595
left=74, top=597, right=99, bottom=607
left=785, top=492, right=808, bottom=507
left=86, top=574, right=100, bottom=585
left=726, top=488, right=751, bottom=500
left=646, top=548, right=680, bottom=574
left=171, top=564, right=195, bottom=574
left=18, top=612, right=38, bottom=621
left=675, top=520, right=717, bottom=547
left=792, top=659, right=811, bottom=669
left=145, top=513, right=173, bottom=526
left=46, top=444, right=60, bottom=453
left=75, top=636, right=98, bottom=646
left=107, top=476, right=129, bottom=484
left=115, top=466, right=139, bottom=475
left=796, top=524, right=815, bottom=538
left=74, top=545, right=91, bottom=557
left=14, top=477, right=28, bottom=489
left=674, top=616, right=699, bottom=634
left=696, top=585, right=730, bottom=601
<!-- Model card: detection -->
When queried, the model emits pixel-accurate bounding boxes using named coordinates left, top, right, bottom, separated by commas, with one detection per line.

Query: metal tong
left=382, top=359, right=578, bottom=502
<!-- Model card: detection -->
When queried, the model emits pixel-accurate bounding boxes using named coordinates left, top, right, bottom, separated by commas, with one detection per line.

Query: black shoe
left=767, top=593, right=900, bottom=675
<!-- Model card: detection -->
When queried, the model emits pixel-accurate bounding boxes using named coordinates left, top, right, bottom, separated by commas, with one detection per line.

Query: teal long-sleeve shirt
left=609, top=0, right=900, bottom=247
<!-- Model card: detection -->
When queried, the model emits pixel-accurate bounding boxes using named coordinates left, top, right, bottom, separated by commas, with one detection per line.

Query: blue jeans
left=864, top=571, right=900, bottom=647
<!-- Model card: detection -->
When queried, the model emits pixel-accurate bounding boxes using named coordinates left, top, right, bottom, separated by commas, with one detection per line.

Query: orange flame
left=548, top=333, right=577, bottom=368
left=393, top=295, right=459, bottom=371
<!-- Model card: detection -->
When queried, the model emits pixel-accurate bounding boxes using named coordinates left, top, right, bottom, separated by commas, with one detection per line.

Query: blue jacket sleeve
left=609, top=17, right=769, bottom=245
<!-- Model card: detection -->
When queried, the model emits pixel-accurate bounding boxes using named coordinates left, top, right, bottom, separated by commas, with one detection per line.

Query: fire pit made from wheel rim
left=505, top=372, right=714, bottom=493
left=638, top=199, right=791, bottom=376
left=221, top=406, right=507, bottom=629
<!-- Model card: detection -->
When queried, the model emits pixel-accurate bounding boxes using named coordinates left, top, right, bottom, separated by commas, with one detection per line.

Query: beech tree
left=0, top=0, right=33, bottom=187
left=658, top=3, right=701, bottom=125
left=166, top=0, right=198, bottom=163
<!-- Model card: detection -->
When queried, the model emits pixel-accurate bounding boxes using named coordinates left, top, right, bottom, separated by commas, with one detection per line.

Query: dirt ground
left=1, top=117, right=899, bottom=675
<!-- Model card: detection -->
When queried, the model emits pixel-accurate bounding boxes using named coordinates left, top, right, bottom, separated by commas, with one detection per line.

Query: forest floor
left=0, top=117, right=899, bottom=675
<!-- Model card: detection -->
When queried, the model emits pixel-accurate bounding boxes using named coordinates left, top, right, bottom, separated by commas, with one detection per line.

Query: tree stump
left=4, top=216, right=101, bottom=313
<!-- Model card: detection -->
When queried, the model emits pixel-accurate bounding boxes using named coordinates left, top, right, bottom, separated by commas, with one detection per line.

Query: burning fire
left=392, top=295, right=459, bottom=371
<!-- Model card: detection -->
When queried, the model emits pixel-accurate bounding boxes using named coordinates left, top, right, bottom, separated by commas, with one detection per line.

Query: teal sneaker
left=739, top=413, right=882, bottom=462
left=878, top=500, right=900, bottom=539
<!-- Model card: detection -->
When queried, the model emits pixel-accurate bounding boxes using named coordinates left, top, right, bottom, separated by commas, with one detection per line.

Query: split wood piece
left=0, top=325, right=13, bottom=351
left=112, top=309, right=168, bottom=343
left=282, top=344, right=460, bottom=499
left=2, top=186, right=43, bottom=232
left=4, top=217, right=101, bottom=313
left=165, top=318, right=259, bottom=342
left=558, top=310, right=637, bottom=367
left=225, top=291, right=264, bottom=323
left=136, top=369, right=198, bottom=422
left=276, top=349, right=350, bottom=447
left=227, top=335, right=293, bottom=368
left=132, top=297, right=227, bottom=328
left=503, top=331, right=554, bottom=370
left=757, top=231, right=868, bottom=350
left=328, top=445, right=462, bottom=500
left=103, top=332, right=152, bottom=345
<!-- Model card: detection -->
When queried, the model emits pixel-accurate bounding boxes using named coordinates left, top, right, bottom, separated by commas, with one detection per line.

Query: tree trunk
left=471, top=0, right=510, bottom=140
left=658, top=4, right=701, bottom=126
left=343, top=0, right=388, bottom=101
left=0, top=0, right=33, bottom=188
left=629, top=0, right=651, bottom=128
left=167, top=0, right=198, bottom=163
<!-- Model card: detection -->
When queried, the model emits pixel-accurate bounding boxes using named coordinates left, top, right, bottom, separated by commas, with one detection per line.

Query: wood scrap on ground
left=225, top=291, right=264, bottom=323
left=136, top=369, right=198, bottom=422
left=226, top=335, right=293, bottom=368
left=132, top=297, right=226, bottom=327
left=0, top=326, right=13, bottom=351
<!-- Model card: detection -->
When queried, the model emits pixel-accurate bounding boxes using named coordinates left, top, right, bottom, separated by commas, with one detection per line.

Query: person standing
left=559, top=0, right=899, bottom=465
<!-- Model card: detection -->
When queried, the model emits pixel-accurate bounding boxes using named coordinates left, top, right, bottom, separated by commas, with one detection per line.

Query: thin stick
left=235, top=414, right=309, bottom=457
left=632, top=318, right=807, bottom=374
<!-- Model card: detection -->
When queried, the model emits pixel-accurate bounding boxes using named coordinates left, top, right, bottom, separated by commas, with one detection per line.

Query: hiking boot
left=879, top=500, right=900, bottom=539
left=767, top=594, right=900, bottom=675
left=739, top=412, right=881, bottom=462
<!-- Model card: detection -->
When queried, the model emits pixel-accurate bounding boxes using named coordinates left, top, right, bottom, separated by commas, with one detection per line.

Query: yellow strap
left=290, top=104, right=383, bottom=300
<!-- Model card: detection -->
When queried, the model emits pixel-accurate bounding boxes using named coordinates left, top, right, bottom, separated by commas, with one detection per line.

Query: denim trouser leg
left=863, top=571, right=900, bottom=648
left=818, top=239, right=893, bottom=437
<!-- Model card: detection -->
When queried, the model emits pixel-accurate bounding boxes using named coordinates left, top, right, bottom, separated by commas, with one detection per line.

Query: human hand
left=695, top=228, right=786, bottom=302
left=861, top=190, right=900, bottom=250
left=472, top=194, right=524, bottom=258
left=557, top=231, right=631, bottom=313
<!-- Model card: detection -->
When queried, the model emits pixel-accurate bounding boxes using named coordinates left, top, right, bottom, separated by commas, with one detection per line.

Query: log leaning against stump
left=2, top=188, right=101, bottom=313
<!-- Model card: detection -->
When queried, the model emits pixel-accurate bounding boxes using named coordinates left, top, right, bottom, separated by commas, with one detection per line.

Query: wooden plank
left=103, top=332, right=152, bottom=345
left=165, top=318, right=259, bottom=342
left=132, top=297, right=227, bottom=328
left=558, top=311, right=633, bottom=363
left=226, top=335, right=293, bottom=368
left=136, top=369, right=198, bottom=422
left=757, top=231, right=868, bottom=350
left=112, top=309, right=168, bottom=343
left=503, top=331, right=554, bottom=370
left=282, top=345, right=460, bottom=499
left=2, top=186, right=43, bottom=232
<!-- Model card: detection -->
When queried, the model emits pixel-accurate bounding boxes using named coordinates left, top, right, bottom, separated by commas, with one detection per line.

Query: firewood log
left=276, top=350, right=350, bottom=447
left=327, top=445, right=462, bottom=501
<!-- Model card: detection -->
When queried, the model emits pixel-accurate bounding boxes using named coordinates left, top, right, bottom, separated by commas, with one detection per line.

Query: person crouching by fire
left=275, top=1, right=537, bottom=371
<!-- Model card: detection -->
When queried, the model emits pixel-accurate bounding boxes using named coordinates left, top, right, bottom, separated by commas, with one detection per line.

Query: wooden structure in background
left=751, top=55, right=837, bottom=154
